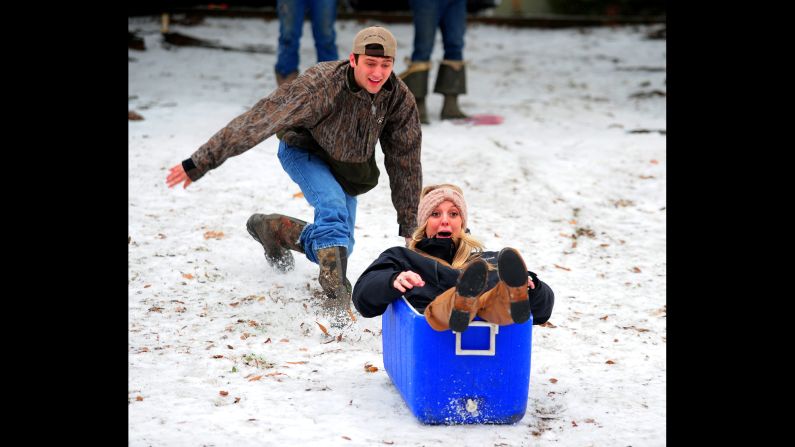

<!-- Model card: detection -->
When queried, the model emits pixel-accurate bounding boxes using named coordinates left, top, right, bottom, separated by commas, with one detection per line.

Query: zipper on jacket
left=368, top=97, right=378, bottom=148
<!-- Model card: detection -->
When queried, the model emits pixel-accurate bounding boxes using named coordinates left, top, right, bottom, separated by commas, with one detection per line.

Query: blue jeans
left=409, top=0, right=466, bottom=62
left=275, top=0, right=339, bottom=77
left=277, top=140, right=356, bottom=264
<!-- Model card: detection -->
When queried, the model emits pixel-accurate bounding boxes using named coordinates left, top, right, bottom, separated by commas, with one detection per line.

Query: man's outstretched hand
left=166, top=164, right=193, bottom=189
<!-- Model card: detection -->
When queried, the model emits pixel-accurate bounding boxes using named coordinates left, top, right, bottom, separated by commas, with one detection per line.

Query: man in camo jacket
left=166, top=26, right=422, bottom=325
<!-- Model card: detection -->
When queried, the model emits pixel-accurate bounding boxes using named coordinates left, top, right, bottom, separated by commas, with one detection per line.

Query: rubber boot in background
left=399, top=60, right=431, bottom=124
left=434, top=59, right=468, bottom=120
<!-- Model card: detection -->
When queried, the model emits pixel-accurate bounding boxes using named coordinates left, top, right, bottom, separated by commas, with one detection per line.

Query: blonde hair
left=409, top=183, right=486, bottom=268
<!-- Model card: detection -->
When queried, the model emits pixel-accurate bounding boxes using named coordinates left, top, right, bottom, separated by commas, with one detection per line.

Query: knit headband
left=416, top=187, right=468, bottom=233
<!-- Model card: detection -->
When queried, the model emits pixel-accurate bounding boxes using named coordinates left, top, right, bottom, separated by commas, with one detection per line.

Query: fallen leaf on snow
left=632, top=266, right=642, bottom=273
left=316, top=322, right=329, bottom=335
left=248, top=375, right=263, bottom=381
left=549, top=378, right=558, bottom=384
left=364, top=362, right=379, bottom=373
left=203, top=230, right=225, bottom=240
left=540, top=321, right=557, bottom=328
left=293, top=191, right=304, bottom=198
left=182, top=273, right=194, bottom=280
left=612, top=199, right=635, bottom=208
left=553, top=264, right=571, bottom=271
left=599, top=315, right=609, bottom=321
left=605, top=360, right=616, bottom=364
left=219, top=390, right=229, bottom=396
left=136, top=395, right=144, bottom=401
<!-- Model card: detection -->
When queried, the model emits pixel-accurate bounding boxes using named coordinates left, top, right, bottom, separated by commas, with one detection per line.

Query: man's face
left=349, top=53, right=394, bottom=94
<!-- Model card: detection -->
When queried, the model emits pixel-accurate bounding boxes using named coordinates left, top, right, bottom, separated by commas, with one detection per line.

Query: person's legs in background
left=435, top=0, right=468, bottom=119
left=400, top=0, right=441, bottom=124
left=308, top=0, right=338, bottom=63
left=275, top=0, right=306, bottom=85
left=439, top=0, right=465, bottom=62
left=410, top=0, right=439, bottom=63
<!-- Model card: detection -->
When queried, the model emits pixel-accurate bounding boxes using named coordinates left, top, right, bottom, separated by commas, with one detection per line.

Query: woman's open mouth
left=436, top=231, right=452, bottom=238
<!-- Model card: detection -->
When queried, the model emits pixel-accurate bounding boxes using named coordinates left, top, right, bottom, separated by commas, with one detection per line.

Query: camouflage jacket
left=184, top=60, right=422, bottom=237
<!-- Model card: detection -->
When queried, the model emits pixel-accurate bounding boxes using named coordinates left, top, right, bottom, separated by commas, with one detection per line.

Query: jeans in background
left=276, top=0, right=339, bottom=76
left=409, top=0, right=466, bottom=62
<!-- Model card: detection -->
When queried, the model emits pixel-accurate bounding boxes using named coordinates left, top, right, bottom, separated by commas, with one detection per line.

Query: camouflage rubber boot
left=434, top=60, right=468, bottom=120
left=316, top=246, right=352, bottom=327
left=275, top=69, right=298, bottom=87
left=246, top=213, right=306, bottom=272
left=449, top=258, right=488, bottom=333
left=399, top=60, right=431, bottom=124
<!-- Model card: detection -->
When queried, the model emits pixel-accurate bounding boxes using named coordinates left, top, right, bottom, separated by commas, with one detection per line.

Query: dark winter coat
left=352, top=240, right=555, bottom=325
left=182, top=60, right=423, bottom=237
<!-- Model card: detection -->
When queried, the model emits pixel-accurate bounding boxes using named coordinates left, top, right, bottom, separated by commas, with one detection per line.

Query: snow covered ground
left=129, top=15, right=666, bottom=446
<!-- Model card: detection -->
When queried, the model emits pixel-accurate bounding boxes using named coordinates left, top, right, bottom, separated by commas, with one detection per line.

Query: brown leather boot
left=316, top=246, right=352, bottom=327
left=275, top=69, right=298, bottom=87
left=497, top=247, right=530, bottom=323
left=449, top=258, right=489, bottom=332
left=246, top=213, right=306, bottom=272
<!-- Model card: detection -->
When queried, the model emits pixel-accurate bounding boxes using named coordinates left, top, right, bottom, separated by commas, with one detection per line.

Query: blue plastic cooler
left=382, top=296, right=533, bottom=424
